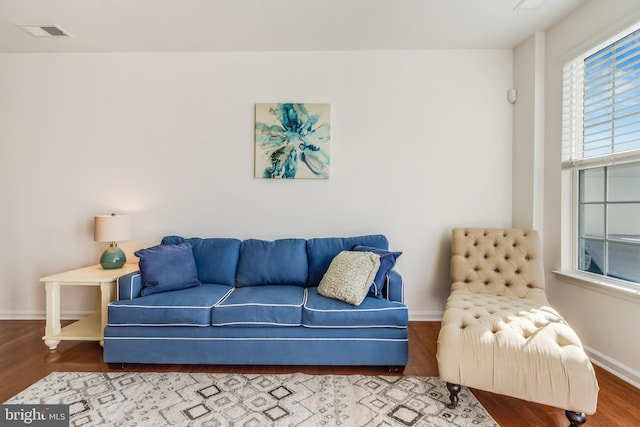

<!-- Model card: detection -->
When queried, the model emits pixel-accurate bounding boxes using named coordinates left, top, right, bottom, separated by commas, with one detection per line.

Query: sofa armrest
left=384, top=269, right=404, bottom=303
left=116, top=270, right=142, bottom=300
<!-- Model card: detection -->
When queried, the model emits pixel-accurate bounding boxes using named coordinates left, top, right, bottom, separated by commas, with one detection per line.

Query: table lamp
left=94, top=213, right=132, bottom=269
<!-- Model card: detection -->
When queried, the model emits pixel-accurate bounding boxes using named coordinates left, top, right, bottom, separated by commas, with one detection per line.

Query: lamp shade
left=94, top=214, right=132, bottom=243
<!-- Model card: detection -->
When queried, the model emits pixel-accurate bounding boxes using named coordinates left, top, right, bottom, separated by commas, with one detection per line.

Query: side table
left=41, top=264, right=138, bottom=350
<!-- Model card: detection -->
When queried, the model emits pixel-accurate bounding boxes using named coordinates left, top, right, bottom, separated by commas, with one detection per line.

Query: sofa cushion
left=353, top=245, right=403, bottom=298
left=317, top=251, right=381, bottom=306
left=108, top=284, right=233, bottom=326
left=212, top=285, right=305, bottom=326
left=307, top=235, right=389, bottom=287
left=135, top=243, right=201, bottom=296
left=235, top=238, right=308, bottom=287
left=161, top=236, right=241, bottom=286
left=303, top=287, right=408, bottom=328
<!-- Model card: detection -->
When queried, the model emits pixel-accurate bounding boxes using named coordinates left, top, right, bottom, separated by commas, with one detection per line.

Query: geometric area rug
left=5, top=372, right=499, bottom=426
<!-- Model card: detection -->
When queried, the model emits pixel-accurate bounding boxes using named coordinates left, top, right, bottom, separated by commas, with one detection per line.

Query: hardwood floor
left=1, top=320, right=639, bottom=426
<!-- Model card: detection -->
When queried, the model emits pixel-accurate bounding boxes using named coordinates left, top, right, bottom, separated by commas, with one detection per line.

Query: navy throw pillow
left=352, top=245, right=402, bottom=298
left=135, top=242, right=201, bottom=296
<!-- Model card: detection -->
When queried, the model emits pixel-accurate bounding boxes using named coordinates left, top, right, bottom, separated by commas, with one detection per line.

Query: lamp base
left=100, top=244, right=126, bottom=269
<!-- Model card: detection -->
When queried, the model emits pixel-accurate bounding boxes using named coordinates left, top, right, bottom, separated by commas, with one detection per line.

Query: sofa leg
left=445, top=382, right=461, bottom=409
left=387, top=365, right=405, bottom=373
left=107, top=363, right=126, bottom=369
left=565, top=410, right=587, bottom=427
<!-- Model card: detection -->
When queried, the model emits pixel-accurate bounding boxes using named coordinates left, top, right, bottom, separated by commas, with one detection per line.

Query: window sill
left=552, top=270, right=640, bottom=304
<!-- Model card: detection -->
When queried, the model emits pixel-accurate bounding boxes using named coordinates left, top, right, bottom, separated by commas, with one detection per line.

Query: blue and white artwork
left=255, top=103, right=331, bottom=179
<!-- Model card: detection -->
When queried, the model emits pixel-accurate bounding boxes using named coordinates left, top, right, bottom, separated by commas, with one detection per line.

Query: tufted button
left=527, top=284, right=533, bottom=288
left=515, top=269, right=520, bottom=274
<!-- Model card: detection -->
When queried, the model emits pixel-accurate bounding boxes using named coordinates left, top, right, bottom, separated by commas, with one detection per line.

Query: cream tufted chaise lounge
left=437, top=228, right=598, bottom=427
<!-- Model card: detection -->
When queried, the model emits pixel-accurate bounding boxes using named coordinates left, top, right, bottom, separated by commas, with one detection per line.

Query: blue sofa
left=103, top=234, right=409, bottom=368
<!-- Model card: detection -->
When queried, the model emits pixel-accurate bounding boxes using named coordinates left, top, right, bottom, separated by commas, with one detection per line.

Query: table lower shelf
left=43, top=313, right=103, bottom=348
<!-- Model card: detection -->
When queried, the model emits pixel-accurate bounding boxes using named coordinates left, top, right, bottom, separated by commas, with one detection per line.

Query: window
left=562, top=22, right=640, bottom=287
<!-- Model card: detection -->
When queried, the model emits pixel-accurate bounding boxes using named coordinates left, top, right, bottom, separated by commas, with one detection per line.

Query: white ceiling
left=0, top=0, right=587, bottom=53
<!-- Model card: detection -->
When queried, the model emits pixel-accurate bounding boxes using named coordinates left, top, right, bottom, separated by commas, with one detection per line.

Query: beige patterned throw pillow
left=317, top=250, right=381, bottom=306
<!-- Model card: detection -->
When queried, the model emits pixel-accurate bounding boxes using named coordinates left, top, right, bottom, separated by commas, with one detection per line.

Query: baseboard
left=0, top=310, right=91, bottom=320
left=409, top=311, right=443, bottom=322
left=584, top=344, right=640, bottom=389
left=0, top=310, right=44, bottom=320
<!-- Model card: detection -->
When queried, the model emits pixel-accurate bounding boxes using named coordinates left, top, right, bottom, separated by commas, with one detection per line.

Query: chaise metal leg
left=446, top=382, right=461, bottom=409
left=565, top=410, right=586, bottom=427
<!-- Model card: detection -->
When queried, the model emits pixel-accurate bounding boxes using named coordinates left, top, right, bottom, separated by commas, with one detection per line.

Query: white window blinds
left=562, top=24, right=640, bottom=168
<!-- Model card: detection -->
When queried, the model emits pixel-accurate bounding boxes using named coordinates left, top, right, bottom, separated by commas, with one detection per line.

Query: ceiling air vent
left=19, top=25, right=72, bottom=37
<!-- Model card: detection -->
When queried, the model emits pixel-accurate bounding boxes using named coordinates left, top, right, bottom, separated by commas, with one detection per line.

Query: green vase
left=100, top=244, right=126, bottom=269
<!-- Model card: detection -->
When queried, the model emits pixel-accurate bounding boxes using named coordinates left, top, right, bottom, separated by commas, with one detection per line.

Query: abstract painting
left=255, top=103, right=331, bottom=179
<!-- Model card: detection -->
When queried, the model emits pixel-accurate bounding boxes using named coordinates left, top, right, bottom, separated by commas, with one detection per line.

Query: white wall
left=541, top=0, right=640, bottom=385
left=0, top=50, right=513, bottom=319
